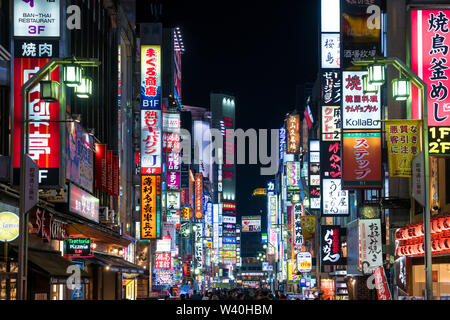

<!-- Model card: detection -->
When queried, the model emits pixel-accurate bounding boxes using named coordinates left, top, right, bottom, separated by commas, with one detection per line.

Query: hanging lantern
left=75, top=76, right=93, bottom=98
left=63, top=64, right=83, bottom=87
left=362, top=74, right=378, bottom=94
left=40, top=80, right=60, bottom=103
left=368, top=63, right=385, bottom=86
left=392, top=78, right=411, bottom=101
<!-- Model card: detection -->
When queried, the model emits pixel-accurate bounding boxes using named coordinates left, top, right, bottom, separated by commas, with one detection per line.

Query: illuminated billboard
left=141, top=45, right=161, bottom=109
left=241, top=216, right=261, bottom=232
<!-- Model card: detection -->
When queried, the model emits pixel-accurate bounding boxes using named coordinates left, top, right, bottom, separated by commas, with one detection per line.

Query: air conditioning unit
left=99, top=207, right=109, bottom=222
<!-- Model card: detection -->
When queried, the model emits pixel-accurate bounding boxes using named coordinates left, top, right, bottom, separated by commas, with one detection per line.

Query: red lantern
left=443, top=217, right=450, bottom=230
left=415, top=224, right=424, bottom=237
left=395, top=229, right=404, bottom=240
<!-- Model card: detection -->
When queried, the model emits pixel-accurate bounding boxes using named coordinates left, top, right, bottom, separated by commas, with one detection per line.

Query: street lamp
left=353, top=57, right=432, bottom=300
left=75, top=76, right=93, bottom=98
left=40, top=80, right=60, bottom=102
left=362, top=75, right=379, bottom=95
left=392, top=77, right=411, bottom=101
left=18, top=57, right=100, bottom=300
left=368, top=62, right=385, bottom=86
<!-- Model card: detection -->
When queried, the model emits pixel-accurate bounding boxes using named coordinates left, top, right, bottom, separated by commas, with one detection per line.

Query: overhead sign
left=342, top=131, right=382, bottom=189
left=64, top=238, right=93, bottom=258
left=69, top=183, right=99, bottom=223
left=13, top=0, right=61, bottom=37
left=141, top=45, right=161, bottom=109
left=411, top=10, right=450, bottom=124
left=342, top=71, right=381, bottom=130
left=0, top=212, right=20, bottom=242
left=386, top=120, right=422, bottom=177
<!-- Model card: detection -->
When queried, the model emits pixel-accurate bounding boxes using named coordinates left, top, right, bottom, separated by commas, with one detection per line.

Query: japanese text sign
left=321, top=105, right=341, bottom=141
left=13, top=0, right=60, bottom=37
left=195, top=173, right=203, bottom=219
left=411, top=10, right=450, bottom=124
left=320, top=141, right=342, bottom=179
left=359, top=219, right=383, bottom=274
left=141, top=45, right=161, bottom=109
left=428, top=126, right=450, bottom=155
left=321, top=225, right=344, bottom=265
left=322, top=179, right=349, bottom=216
left=141, top=110, right=161, bottom=174
left=321, top=33, right=340, bottom=69
left=69, top=183, right=99, bottom=223
left=342, top=71, right=381, bottom=130
left=286, top=161, right=301, bottom=188
left=386, top=120, right=422, bottom=177
left=286, top=115, right=300, bottom=154
left=342, top=132, right=382, bottom=189
left=154, top=252, right=171, bottom=269
left=321, top=70, right=341, bottom=105
left=141, top=175, right=157, bottom=239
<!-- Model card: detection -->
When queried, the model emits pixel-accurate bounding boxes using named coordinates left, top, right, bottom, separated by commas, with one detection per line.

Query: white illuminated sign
left=14, top=0, right=61, bottom=37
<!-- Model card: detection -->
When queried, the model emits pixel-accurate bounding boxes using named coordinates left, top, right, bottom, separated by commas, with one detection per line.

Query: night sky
left=161, top=1, right=319, bottom=215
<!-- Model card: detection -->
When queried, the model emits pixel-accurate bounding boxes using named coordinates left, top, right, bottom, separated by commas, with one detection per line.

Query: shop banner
left=373, top=266, right=392, bottom=300
left=411, top=10, right=450, bottom=124
left=141, top=110, right=161, bottom=174
left=113, top=155, right=119, bottom=196
left=107, top=150, right=113, bottom=195
left=286, top=161, right=301, bottom=188
left=321, top=105, right=341, bottom=141
left=13, top=57, right=60, bottom=186
left=386, top=120, right=422, bottom=177
left=167, top=171, right=180, bottom=190
left=69, top=183, right=99, bottom=223
left=322, top=179, right=349, bottom=216
left=321, top=33, right=340, bottom=69
left=154, top=252, right=171, bottom=269
left=342, top=131, right=382, bottom=189
left=321, top=141, right=342, bottom=179
left=342, top=71, right=381, bottom=130
left=195, top=173, right=203, bottom=219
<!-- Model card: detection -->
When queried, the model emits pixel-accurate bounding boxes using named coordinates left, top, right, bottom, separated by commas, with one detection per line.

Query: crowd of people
left=169, top=289, right=292, bottom=300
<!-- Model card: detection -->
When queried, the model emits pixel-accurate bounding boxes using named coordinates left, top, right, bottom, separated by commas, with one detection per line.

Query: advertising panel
left=320, top=225, right=344, bottom=265
left=141, top=110, right=161, bottom=174
left=411, top=10, right=450, bottom=123
left=167, top=191, right=180, bottom=210
left=13, top=57, right=60, bottom=186
left=167, top=171, right=180, bottom=190
left=286, top=161, right=301, bottom=189
left=141, top=45, right=161, bottom=109
left=309, top=140, right=320, bottom=209
left=163, top=113, right=180, bottom=132
left=141, top=175, right=157, bottom=239
left=342, top=132, right=382, bottom=189
left=321, top=141, right=342, bottom=179
left=286, top=115, right=300, bottom=154
left=241, top=216, right=261, bottom=232
left=69, top=183, right=99, bottom=223
left=292, top=203, right=304, bottom=247
left=342, top=71, right=381, bottom=130
left=13, top=0, right=60, bottom=37
left=386, top=120, right=422, bottom=176
left=154, top=252, right=171, bottom=269
left=297, top=252, right=312, bottom=273
left=95, top=144, right=107, bottom=191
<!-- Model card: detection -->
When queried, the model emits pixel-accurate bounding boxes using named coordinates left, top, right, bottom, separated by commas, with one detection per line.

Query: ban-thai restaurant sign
left=342, top=132, right=382, bottom=189
left=411, top=10, right=450, bottom=124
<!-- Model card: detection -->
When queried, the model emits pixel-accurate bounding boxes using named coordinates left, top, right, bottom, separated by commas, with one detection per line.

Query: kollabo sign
left=0, top=212, right=20, bottom=242
left=13, top=0, right=61, bottom=37
left=297, top=252, right=312, bottom=272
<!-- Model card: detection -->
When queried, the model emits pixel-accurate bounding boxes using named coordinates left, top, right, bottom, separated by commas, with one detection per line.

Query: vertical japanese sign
left=321, top=33, right=340, bottom=69
left=141, top=175, right=157, bottom=239
left=359, top=219, right=382, bottom=274
left=141, top=45, right=161, bottom=109
left=321, top=105, right=341, bottom=141
left=321, top=141, right=342, bottom=179
left=342, top=71, right=381, bottom=130
left=194, top=223, right=204, bottom=271
left=267, top=194, right=278, bottom=255
left=195, top=173, right=203, bottom=220
left=373, top=266, right=392, bottom=300
left=113, top=155, right=119, bottom=196
left=106, top=150, right=113, bottom=195
left=154, top=252, right=171, bottom=269
left=94, top=144, right=107, bottom=191
left=386, top=120, right=422, bottom=177
left=342, top=132, right=382, bottom=189
left=141, top=110, right=161, bottom=174
left=341, top=0, right=383, bottom=70
left=69, top=183, right=99, bottom=222
left=320, top=225, right=344, bottom=266
left=292, top=203, right=304, bottom=249
left=13, top=58, right=60, bottom=186
left=286, top=161, right=300, bottom=188
left=322, top=70, right=342, bottom=106
left=322, top=179, right=349, bottom=216
left=411, top=10, right=450, bottom=123
left=286, top=115, right=300, bottom=154
left=309, top=140, right=320, bottom=209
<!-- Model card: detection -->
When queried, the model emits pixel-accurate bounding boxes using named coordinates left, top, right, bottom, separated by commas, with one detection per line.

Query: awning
left=86, top=252, right=145, bottom=275
left=25, top=248, right=90, bottom=283
left=68, top=224, right=131, bottom=247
